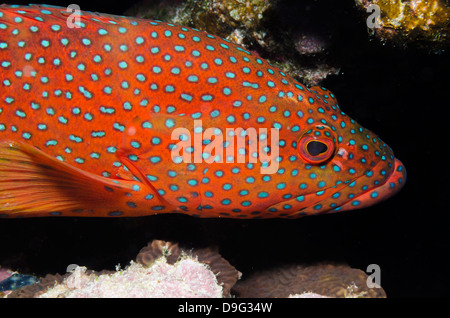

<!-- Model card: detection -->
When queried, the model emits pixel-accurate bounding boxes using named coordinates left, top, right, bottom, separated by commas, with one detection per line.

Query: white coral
left=39, top=258, right=223, bottom=298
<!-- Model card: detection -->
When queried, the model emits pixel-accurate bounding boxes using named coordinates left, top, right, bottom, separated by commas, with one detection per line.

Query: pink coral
left=294, top=33, right=328, bottom=55
left=39, top=258, right=223, bottom=298
left=0, top=268, right=12, bottom=282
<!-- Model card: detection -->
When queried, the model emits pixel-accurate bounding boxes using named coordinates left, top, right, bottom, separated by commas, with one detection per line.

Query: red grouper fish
left=0, top=4, right=406, bottom=218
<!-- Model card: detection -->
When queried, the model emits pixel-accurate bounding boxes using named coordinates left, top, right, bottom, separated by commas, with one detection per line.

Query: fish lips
left=336, top=158, right=407, bottom=212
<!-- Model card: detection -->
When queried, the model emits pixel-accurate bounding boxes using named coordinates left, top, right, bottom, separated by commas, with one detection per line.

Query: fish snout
left=338, top=158, right=406, bottom=211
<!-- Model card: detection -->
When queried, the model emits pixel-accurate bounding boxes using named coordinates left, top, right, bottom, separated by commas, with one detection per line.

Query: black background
left=0, top=0, right=448, bottom=297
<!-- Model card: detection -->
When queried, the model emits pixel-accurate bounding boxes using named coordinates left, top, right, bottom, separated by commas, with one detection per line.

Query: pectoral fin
left=0, top=141, right=164, bottom=217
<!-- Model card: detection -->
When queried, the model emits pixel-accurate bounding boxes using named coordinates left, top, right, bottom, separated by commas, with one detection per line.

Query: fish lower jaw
left=336, top=158, right=406, bottom=212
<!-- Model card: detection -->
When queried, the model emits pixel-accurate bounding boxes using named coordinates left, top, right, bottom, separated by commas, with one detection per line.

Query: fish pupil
left=307, top=141, right=328, bottom=156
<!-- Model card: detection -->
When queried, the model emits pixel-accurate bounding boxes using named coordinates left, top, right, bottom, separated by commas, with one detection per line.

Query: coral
left=356, top=0, right=450, bottom=51
left=136, top=239, right=182, bottom=265
left=276, top=62, right=340, bottom=89
left=232, top=263, right=386, bottom=298
left=164, top=0, right=272, bottom=39
left=289, top=292, right=328, bottom=298
left=0, top=267, right=12, bottom=282
left=126, top=0, right=272, bottom=39
left=37, top=260, right=222, bottom=298
left=136, top=240, right=241, bottom=296
left=125, top=0, right=185, bottom=21
left=294, top=33, right=329, bottom=56
left=7, top=240, right=240, bottom=298
left=0, top=273, right=38, bottom=293
left=7, top=273, right=68, bottom=298
left=0, top=267, right=13, bottom=297
left=5, top=240, right=385, bottom=298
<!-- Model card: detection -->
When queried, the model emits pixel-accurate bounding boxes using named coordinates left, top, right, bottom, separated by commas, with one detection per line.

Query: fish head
left=271, top=87, right=406, bottom=216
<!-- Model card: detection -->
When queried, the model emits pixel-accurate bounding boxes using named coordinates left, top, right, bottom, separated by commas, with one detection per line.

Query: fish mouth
left=268, top=157, right=406, bottom=218
left=337, top=158, right=406, bottom=212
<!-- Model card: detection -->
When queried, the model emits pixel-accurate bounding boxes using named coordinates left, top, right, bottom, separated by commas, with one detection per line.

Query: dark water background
left=0, top=0, right=448, bottom=297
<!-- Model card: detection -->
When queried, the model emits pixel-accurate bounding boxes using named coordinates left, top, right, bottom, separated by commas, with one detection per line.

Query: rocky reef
left=356, top=0, right=450, bottom=52
left=0, top=267, right=38, bottom=298
left=37, top=260, right=222, bottom=298
left=3, top=240, right=385, bottom=298
left=5, top=240, right=240, bottom=298
left=125, top=0, right=340, bottom=86
left=232, top=263, right=386, bottom=298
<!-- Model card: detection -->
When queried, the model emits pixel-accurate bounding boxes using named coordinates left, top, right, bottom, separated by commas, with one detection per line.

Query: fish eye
left=297, top=126, right=336, bottom=164
left=306, top=140, right=328, bottom=156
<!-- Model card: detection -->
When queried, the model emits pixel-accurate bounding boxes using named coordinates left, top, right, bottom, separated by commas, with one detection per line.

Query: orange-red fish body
left=0, top=5, right=406, bottom=218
